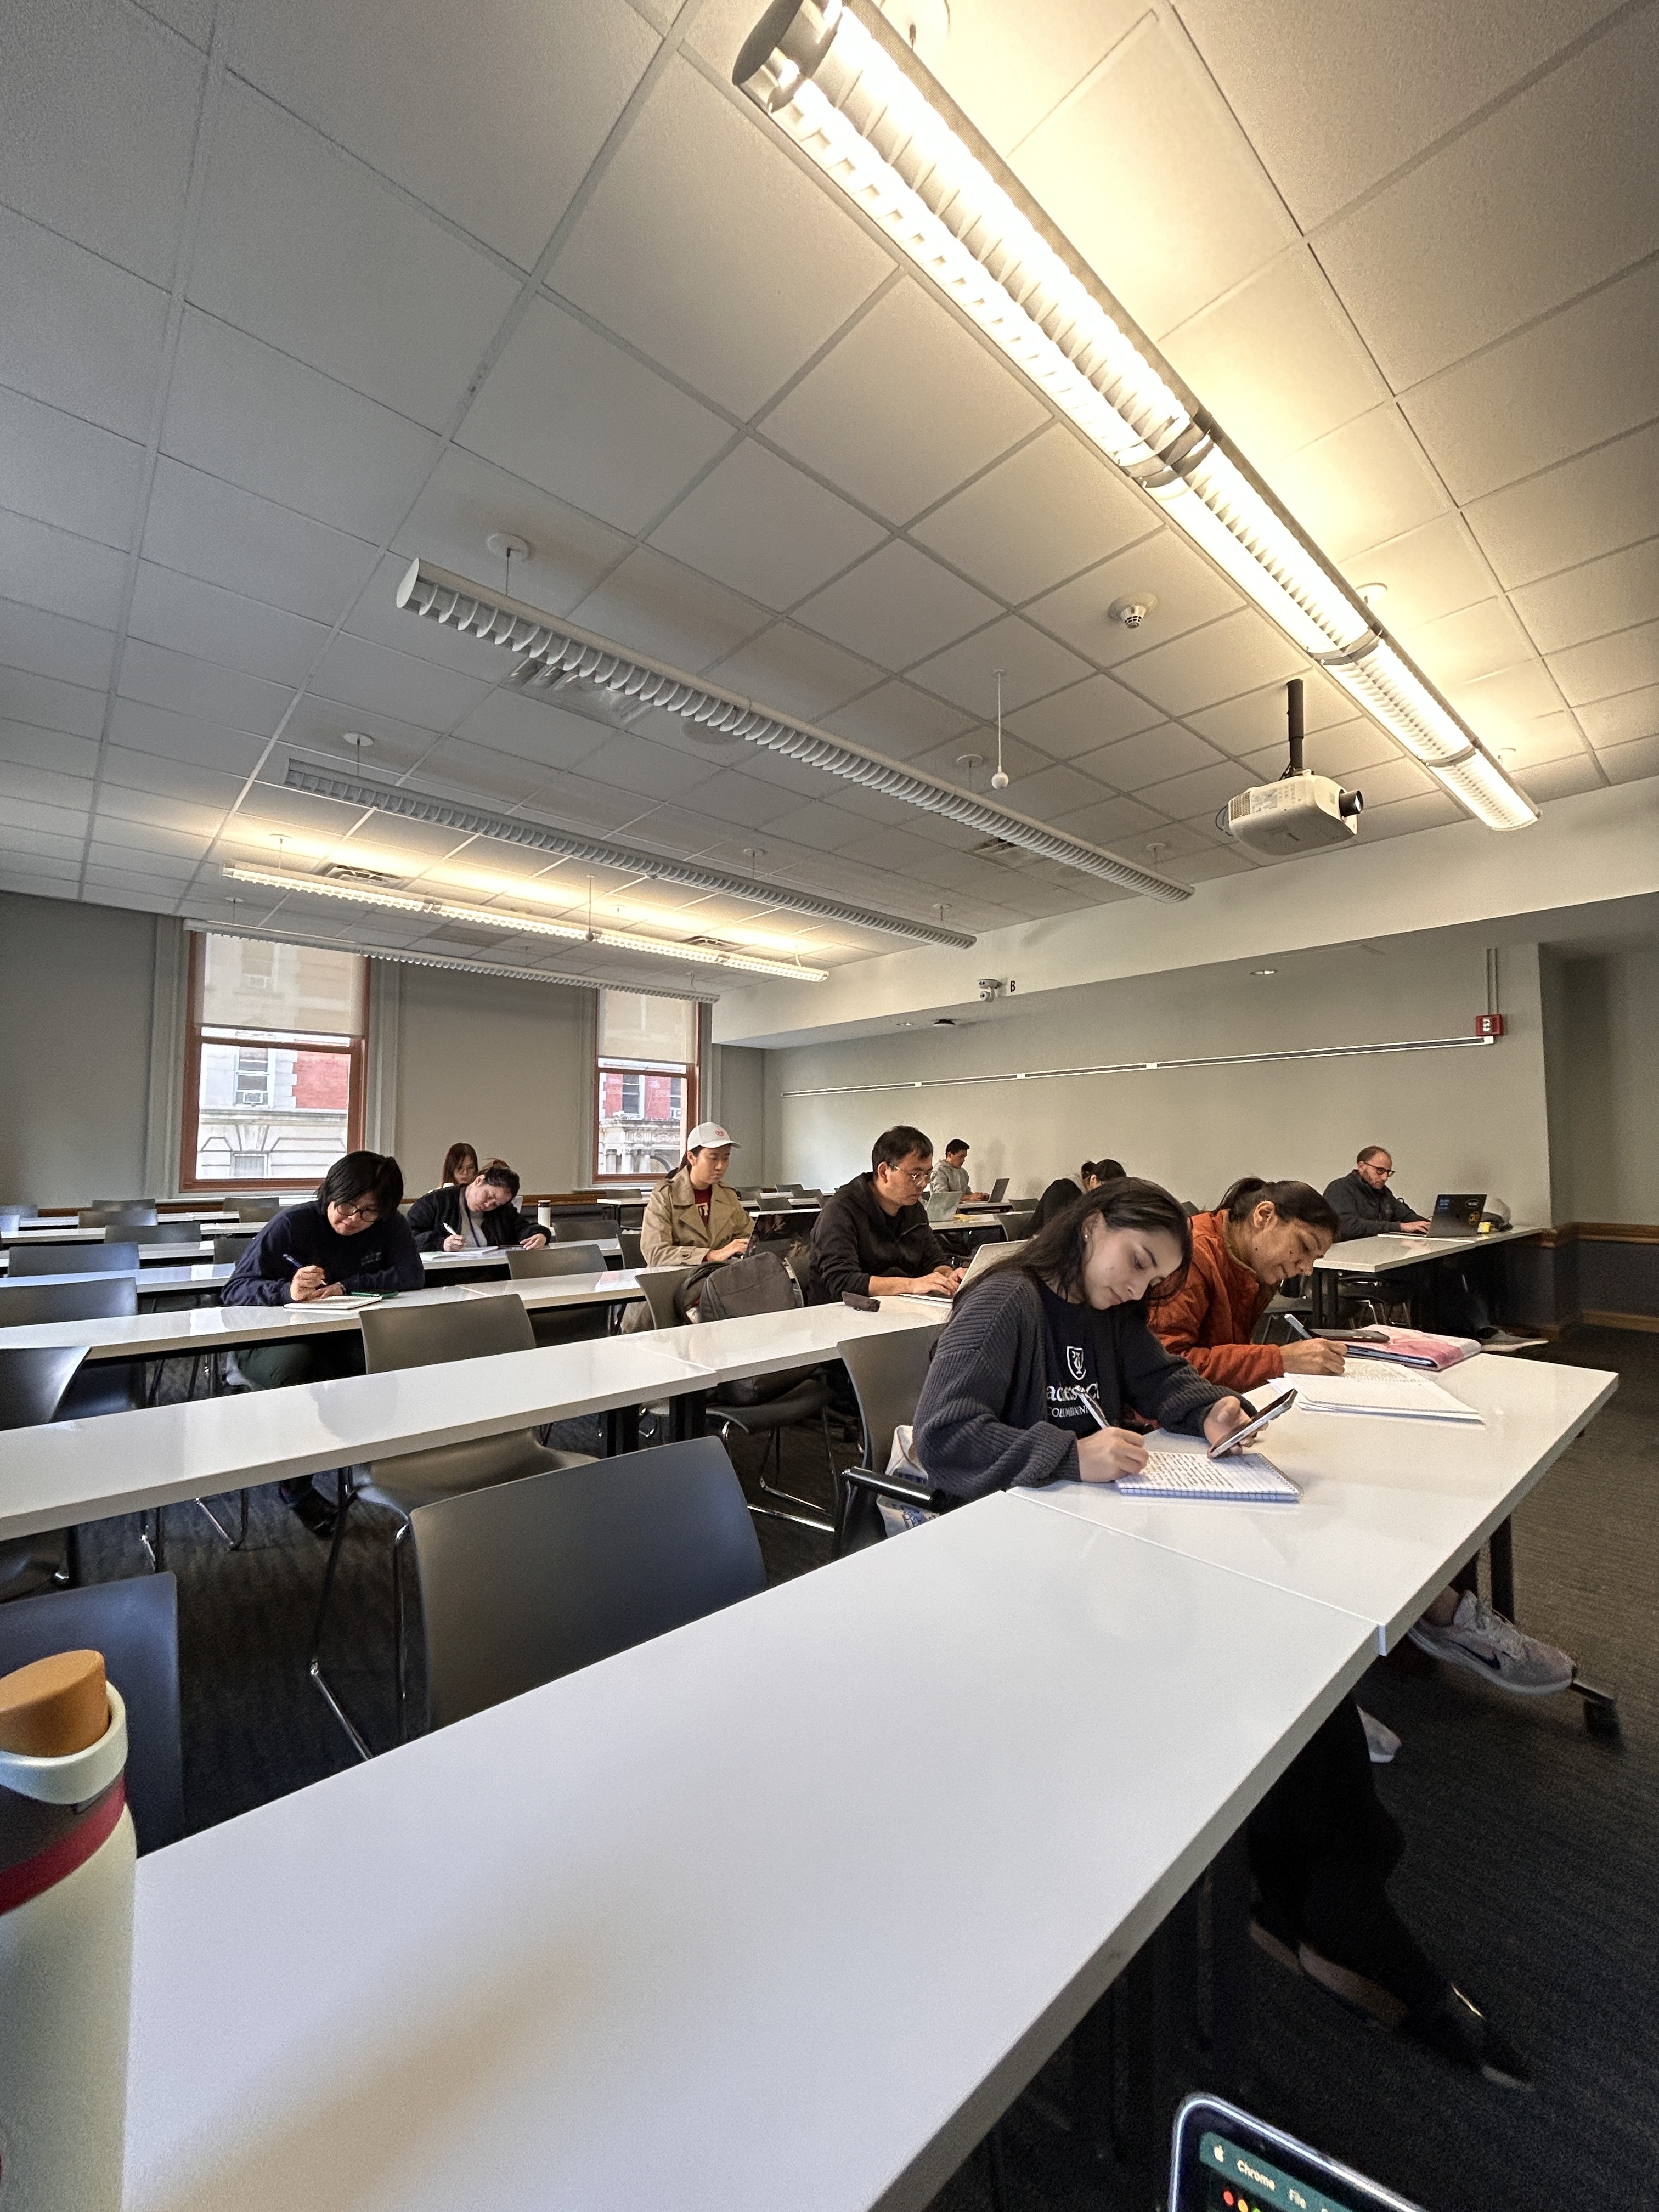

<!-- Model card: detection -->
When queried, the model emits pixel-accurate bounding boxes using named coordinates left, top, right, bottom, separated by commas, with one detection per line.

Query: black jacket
left=1030, top=1177, right=1082, bottom=1232
left=803, top=1174, right=950, bottom=1303
left=1323, top=1169, right=1421, bottom=1242
left=223, top=1201, right=424, bottom=1307
left=912, top=1268, right=1224, bottom=1502
left=405, top=1184, right=540, bottom=1251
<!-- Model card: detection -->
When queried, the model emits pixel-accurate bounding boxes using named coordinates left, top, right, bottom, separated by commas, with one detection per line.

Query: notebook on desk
left=1287, top=1369, right=1481, bottom=1423
left=1115, top=1431, right=1299, bottom=1504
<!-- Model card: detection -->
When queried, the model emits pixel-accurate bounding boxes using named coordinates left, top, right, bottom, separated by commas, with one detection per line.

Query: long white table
left=650, top=1296, right=950, bottom=1384
left=0, top=1302, right=949, bottom=1543
left=123, top=1492, right=1376, bottom=2212
left=0, top=1272, right=645, bottom=1363
left=1021, top=1353, right=1615, bottom=1652
left=0, top=1243, right=623, bottom=1276
left=1309, top=1224, right=1541, bottom=1325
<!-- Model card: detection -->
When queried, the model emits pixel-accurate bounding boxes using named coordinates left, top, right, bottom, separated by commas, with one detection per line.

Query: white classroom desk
left=650, top=1294, right=950, bottom=1383
left=123, top=1493, right=1375, bottom=2212
left=3, top=1218, right=239, bottom=1240
left=1308, top=1224, right=1540, bottom=1325
left=1022, top=1353, right=1615, bottom=1653
left=0, top=1272, right=645, bottom=1364
left=0, top=1243, right=622, bottom=1276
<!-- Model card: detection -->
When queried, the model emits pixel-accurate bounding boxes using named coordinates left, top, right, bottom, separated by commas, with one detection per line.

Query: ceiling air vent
left=321, top=864, right=402, bottom=887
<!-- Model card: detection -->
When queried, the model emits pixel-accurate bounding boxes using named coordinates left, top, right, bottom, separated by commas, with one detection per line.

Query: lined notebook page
left=1289, top=1369, right=1481, bottom=1422
left=1115, top=1448, right=1299, bottom=1504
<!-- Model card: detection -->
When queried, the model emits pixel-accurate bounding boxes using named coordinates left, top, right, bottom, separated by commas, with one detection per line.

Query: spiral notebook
left=1115, top=1435, right=1299, bottom=1505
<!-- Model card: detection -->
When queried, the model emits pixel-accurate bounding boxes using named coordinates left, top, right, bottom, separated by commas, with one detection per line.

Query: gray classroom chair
left=309, top=1291, right=593, bottom=1759
left=0, top=1574, right=183, bottom=1851
left=506, top=1243, right=609, bottom=1278
left=409, top=1437, right=767, bottom=1733
left=129, top=1222, right=203, bottom=1245
left=232, top=1196, right=280, bottom=1221
left=7, top=1242, right=142, bottom=1278
left=0, top=1344, right=89, bottom=1598
left=833, top=1324, right=948, bottom=1555
left=212, top=1233, right=258, bottom=1263
left=550, top=1207, right=616, bottom=1244
left=637, top=1266, right=696, bottom=1329
left=80, top=1205, right=157, bottom=1228
left=0, top=1273, right=143, bottom=1421
left=617, top=1228, right=644, bottom=1271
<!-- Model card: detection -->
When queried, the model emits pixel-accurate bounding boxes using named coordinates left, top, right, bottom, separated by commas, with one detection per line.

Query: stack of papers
left=1342, top=1324, right=1481, bottom=1369
left=1288, top=1368, right=1481, bottom=1423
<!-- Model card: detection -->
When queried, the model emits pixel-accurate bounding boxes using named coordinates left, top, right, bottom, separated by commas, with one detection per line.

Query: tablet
left=1170, top=2096, right=1425, bottom=2212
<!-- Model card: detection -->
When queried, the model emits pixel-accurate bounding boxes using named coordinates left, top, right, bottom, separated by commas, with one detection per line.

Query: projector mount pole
left=1286, top=678, right=1305, bottom=776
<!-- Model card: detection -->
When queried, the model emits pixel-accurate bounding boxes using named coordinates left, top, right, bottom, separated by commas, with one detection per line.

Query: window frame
left=178, top=933, right=367, bottom=1194
left=591, top=1001, right=703, bottom=1186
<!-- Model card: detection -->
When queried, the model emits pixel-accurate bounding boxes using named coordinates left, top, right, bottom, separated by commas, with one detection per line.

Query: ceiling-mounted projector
left=1224, top=679, right=1363, bottom=857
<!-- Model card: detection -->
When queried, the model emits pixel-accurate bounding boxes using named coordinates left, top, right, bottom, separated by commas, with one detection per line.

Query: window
left=180, top=934, right=368, bottom=1192
left=594, top=990, right=700, bottom=1182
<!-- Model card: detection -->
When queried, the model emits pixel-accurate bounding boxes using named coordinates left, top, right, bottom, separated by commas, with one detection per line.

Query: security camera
left=978, top=977, right=1005, bottom=1002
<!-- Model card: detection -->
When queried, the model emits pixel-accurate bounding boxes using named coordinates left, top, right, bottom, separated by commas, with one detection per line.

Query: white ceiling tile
left=310, top=633, right=490, bottom=730
left=0, top=721, right=97, bottom=779
left=396, top=448, right=631, bottom=619
left=1047, top=792, right=1169, bottom=844
left=701, top=623, right=884, bottom=725
left=189, top=83, right=522, bottom=432
left=1073, top=723, right=1226, bottom=793
left=649, top=441, right=886, bottom=611
left=0, top=758, right=94, bottom=815
left=280, top=697, right=452, bottom=771
left=1393, top=597, right=1536, bottom=692
left=549, top=60, right=889, bottom=418
left=1404, top=258, right=1659, bottom=505
left=1113, top=609, right=1305, bottom=716
left=909, top=426, right=1156, bottom=604
left=1135, top=760, right=1255, bottom=822
left=227, top=0, right=657, bottom=269
left=986, top=760, right=1107, bottom=823
left=1546, top=619, right=1659, bottom=708
left=1117, top=820, right=1215, bottom=862
left=101, top=747, right=247, bottom=811
left=116, top=640, right=293, bottom=737
left=1511, top=538, right=1659, bottom=658
left=907, top=615, right=1092, bottom=719
left=1162, top=844, right=1259, bottom=885
left=795, top=541, right=1000, bottom=670
left=661, top=766, right=803, bottom=834
left=0, top=0, right=202, bottom=284
left=1177, top=0, right=1623, bottom=232
left=0, top=509, right=127, bottom=630
left=1358, top=791, right=1466, bottom=841
left=0, top=600, right=113, bottom=691
left=1339, top=516, right=1496, bottom=634
left=108, top=696, right=269, bottom=774
left=1240, top=722, right=1397, bottom=784
left=127, top=563, right=330, bottom=687
left=909, top=726, right=1053, bottom=792
left=1161, top=251, right=1389, bottom=467
left=162, top=311, right=441, bottom=540
left=143, top=458, right=380, bottom=626
left=0, top=204, right=169, bottom=445
left=569, top=546, right=766, bottom=674
left=1463, top=421, right=1659, bottom=590
left=1339, top=754, right=1436, bottom=806
left=1442, top=658, right=1563, bottom=742
left=459, top=297, right=732, bottom=537
left=1266, top=407, right=1450, bottom=565
left=1011, top=14, right=1294, bottom=341
left=818, top=681, right=977, bottom=763
left=762, top=281, right=1046, bottom=526
left=0, top=860, right=83, bottom=889
left=0, top=794, right=92, bottom=841
left=1513, top=753, right=1606, bottom=804
left=0, top=389, right=142, bottom=552
left=1006, top=673, right=1164, bottom=760
left=1187, top=669, right=1360, bottom=755
left=569, top=729, right=720, bottom=804
left=1578, top=684, right=1659, bottom=749
left=749, top=800, right=865, bottom=854
left=1597, top=733, right=1659, bottom=785
left=0, top=666, right=108, bottom=742
left=1025, top=530, right=1240, bottom=667
left=1317, top=8, right=1659, bottom=391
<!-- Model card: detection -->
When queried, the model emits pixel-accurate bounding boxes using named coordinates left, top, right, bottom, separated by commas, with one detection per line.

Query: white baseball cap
left=686, top=1122, right=737, bottom=1150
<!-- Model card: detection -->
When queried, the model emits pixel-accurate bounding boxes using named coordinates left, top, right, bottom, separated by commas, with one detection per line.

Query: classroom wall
left=711, top=1044, right=766, bottom=1162
left=389, top=965, right=594, bottom=1195
left=0, top=890, right=160, bottom=1205
left=1541, top=943, right=1659, bottom=1224
left=761, top=935, right=1556, bottom=1226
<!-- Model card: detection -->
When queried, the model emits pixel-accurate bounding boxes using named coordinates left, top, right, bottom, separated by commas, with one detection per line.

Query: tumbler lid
left=0, top=1651, right=107, bottom=1758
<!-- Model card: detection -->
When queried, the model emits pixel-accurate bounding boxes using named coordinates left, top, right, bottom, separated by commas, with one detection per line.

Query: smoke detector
left=1109, top=593, right=1158, bottom=631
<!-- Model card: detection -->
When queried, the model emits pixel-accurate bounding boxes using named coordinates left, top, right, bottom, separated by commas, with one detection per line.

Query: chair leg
left=391, top=1516, right=415, bottom=1745
left=139, top=1506, right=167, bottom=1573
left=739, top=1414, right=838, bottom=1537
left=981, top=2122, right=1011, bottom=2212
left=307, top=1476, right=380, bottom=1764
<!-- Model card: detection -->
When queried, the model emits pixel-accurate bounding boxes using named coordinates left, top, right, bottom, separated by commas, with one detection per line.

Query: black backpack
left=680, top=1250, right=817, bottom=1405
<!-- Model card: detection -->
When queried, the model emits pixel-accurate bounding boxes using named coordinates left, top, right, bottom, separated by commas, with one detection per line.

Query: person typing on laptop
left=927, top=1138, right=985, bottom=1202
left=1324, top=1146, right=1430, bottom=1238
left=804, top=1125, right=963, bottom=1302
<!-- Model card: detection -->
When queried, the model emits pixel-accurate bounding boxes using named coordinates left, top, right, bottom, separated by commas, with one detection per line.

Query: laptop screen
left=1430, top=1192, right=1485, bottom=1233
left=989, top=1176, right=1009, bottom=1202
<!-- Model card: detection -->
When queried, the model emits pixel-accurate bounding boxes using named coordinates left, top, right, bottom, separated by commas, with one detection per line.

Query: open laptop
left=1427, top=1191, right=1485, bottom=1237
left=1171, top=2095, right=1424, bottom=2212
left=959, top=1237, right=1026, bottom=1286
left=958, top=1176, right=1011, bottom=1210
left=924, top=1192, right=962, bottom=1222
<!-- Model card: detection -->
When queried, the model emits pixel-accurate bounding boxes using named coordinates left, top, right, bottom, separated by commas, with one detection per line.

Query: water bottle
left=0, top=1649, right=134, bottom=2212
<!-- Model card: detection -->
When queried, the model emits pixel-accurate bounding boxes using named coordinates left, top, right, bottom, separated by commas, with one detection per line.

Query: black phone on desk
left=1209, top=1387, right=1296, bottom=1458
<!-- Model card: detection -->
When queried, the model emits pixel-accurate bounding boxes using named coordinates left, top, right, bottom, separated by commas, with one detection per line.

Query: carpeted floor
left=55, top=1327, right=1659, bottom=2211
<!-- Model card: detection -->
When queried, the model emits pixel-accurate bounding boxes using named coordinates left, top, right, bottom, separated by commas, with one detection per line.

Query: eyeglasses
left=1362, top=1162, right=1393, bottom=1179
left=885, top=1163, right=933, bottom=1188
left=333, top=1200, right=380, bottom=1224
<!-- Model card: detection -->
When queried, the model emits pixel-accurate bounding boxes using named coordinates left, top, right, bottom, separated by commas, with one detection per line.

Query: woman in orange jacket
left=1148, top=1176, right=1346, bottom=1389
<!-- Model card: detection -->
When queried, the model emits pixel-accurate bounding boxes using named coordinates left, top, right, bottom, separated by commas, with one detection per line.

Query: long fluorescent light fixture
left=187, top=920, right=712, bottom=1002
left=394, top=560, right=1190, bottom=900
left=221, top=864, right=829, bottom=982
left=281, top=761, right=974, bottom=948
left=731, top=0, right=1537, bottom=834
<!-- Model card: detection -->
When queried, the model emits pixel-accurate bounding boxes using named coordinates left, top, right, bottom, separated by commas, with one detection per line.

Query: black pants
left=238, top=1334, right=365, bottom=1503
left=1248, top=1696, right=1443, bottom=2016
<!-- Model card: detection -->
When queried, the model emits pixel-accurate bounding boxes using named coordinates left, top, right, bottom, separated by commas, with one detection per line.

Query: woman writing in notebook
left=909, top=1175, right=1532, bottom=2089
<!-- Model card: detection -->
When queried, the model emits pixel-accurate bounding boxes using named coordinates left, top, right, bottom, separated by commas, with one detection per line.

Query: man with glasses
left=1324, top=1146, right=1431, bottom=1241
left=804, top=1125, right=964, bottom=1304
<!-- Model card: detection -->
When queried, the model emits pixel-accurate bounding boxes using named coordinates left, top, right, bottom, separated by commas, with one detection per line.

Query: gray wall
left=391, top=964, right=594, bottom=1195
left=0, top=891, right=161, bottom=1205
left=1541, top=944, right=1659, bottom=1223
left=764, top=936, right=1556, bottom=1226
left=710, top=1044, right=766, bottom=1165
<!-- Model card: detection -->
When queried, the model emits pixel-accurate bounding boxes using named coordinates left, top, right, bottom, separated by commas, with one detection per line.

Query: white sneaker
left=1407, top=1592, right=1575, bottom=1695
left=1359, top=1708, right=1400, bottom=1763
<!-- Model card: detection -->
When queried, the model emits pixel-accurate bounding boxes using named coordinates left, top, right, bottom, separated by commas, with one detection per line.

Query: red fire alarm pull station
left=1476, top=1013, right=1506, bottom=1039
